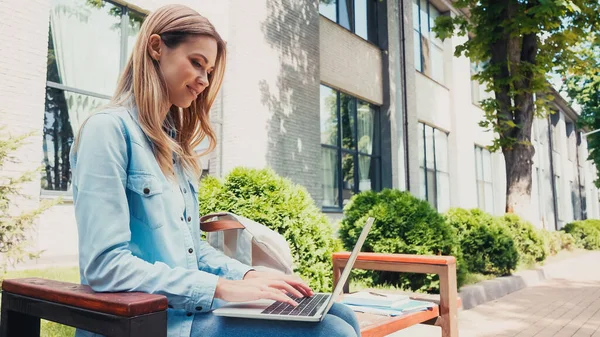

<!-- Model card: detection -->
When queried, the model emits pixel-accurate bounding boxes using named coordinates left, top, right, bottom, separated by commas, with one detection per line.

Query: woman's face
left=149, top=34, right=218, bottom=108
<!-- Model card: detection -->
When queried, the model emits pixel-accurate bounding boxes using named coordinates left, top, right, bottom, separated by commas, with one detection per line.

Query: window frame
left=413, top=0, right=445, bottom=84
left=318, top=0, right=379, bottom=44
left=320, top=84, right=382, bottom=212
left=41, top=0, right=146, bottom=197
left=474, top=145, right=495, bottom=213
left=418, top=122, right=449, bottom=211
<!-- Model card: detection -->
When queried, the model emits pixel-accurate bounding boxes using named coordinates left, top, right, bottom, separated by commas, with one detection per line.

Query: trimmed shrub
left=496, top=214, right=546, bottom=267
left=446, top=208, right=518, bottom=276
left=460, top=223, right=519, bottom=275
left=197, top=167, right=337, bottom=292
left=339, top=189, right=466, bottom=293
left=563, top=220, right=600, bottom=250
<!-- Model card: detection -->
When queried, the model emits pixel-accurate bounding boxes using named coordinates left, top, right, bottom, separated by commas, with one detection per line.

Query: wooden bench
left=333, top=252, right=459, bottom=337
left=0, top=278, right=168, bottom=337
left=0, top=252, right=459, bottom=337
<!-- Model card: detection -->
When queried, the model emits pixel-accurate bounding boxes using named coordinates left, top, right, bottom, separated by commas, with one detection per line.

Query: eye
left=192, top=60, right=203, bottom=68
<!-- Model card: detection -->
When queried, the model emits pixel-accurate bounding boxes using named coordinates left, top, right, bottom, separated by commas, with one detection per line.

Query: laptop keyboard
left=261, top=293, right=329, bottom=317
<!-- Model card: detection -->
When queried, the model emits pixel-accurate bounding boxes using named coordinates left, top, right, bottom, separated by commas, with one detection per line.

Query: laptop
left=213, top=217, right=374, bottom=322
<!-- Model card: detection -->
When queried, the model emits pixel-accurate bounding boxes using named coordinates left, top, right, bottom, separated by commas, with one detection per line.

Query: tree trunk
left=503, top=142, right=534, bottom=215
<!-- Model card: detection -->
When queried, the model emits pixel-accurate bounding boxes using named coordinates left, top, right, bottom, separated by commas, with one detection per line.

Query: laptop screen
left=321, top=217, right=374, bottom=316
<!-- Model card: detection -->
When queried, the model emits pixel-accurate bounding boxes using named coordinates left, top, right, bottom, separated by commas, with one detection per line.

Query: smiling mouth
left=187, top=85, right=199, bottom=97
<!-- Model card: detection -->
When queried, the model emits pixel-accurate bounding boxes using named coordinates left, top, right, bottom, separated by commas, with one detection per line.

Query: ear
left=148, top=34, right=162, bottom=61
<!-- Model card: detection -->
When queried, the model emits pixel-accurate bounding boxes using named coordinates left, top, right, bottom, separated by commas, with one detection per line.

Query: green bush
left=445, top=208, right=518, bottom=276
left=339, top=189, right=466, bottom=293
left=496, top=214, right=547, bottom=267
left=197, top=167, right=337, bottom=292
left=563, top=220, right=600, bottom=250
left=461, top=223, right=519, bottom=275
left=539, top=229, right=561, bottom=257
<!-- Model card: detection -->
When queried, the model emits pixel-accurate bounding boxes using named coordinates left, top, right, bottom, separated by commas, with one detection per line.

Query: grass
left=2, top=266, right=79, bottom=337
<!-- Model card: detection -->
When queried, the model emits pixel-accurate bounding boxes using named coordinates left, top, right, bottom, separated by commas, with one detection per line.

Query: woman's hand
left=244, top=271, right=314, bottom=297
left=213, top=271, right=314, bottom=306
left=214, top=277, right=301, bottom=306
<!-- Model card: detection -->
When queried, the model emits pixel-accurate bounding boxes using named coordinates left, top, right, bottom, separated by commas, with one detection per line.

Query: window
left=413, top=0, right=444, bottom=84
left=320, top=85, right=381, bottom=209
left=470, top=62, right=493, bottom=105
left=418, top=123, right=449, bottom=212
left=42, top=0, right=144, bottom=192
left=474, top=146, right=494, bottom=213
left=319, top=0, right=378, bottom=43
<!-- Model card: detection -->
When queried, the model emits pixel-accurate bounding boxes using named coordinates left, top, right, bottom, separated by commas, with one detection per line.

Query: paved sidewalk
left=389, top=251, right=600, bottom=337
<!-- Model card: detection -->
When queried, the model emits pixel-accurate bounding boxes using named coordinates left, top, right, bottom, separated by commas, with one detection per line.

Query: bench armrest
left=1, top=278, right=168, bottom=317
left=332, top=252, right=459, bottom=337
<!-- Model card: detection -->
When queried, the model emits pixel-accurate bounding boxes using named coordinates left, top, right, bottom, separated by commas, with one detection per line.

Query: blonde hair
left=112, top=4, right=225, bottom=180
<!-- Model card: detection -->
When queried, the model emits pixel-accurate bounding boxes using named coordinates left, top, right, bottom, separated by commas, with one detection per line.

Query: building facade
left=0, top=0, right=598, bottom=266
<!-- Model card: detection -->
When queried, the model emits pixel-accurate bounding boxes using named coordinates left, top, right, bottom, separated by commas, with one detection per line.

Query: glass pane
left=427, top=169, right=437, bottom=208
left=339, top=0, right=353, bottom=30
left=354, top=0, right=368, bottom=40
left=483, top=149, right=492, bottom=182
left=431, top=45, right=444, bottom=84
left=357, top=101, right=374, bottom=154
left=126, top=10, right=144, bottom=62
left=420, top=0, right=429, bottom=38
left=419, top=168, right=427, bottom=200
left=42, top=87, right=109, bottom=191
left=477, top=181, right=485, bottom=210
left=49, top=0, right=122, bottom=96
left=319, top=0, right=337, bottom=22
left=429, top=5, right=443, bottom=47
left=437, top=172, right=450, bottom=212
left=475, top=147, right=483, bottom=180
left=358, top=155, right=372, bottom=191
left=484, top=182, right=494, bottom=213
left=412, top=0, right=420, bottom=30
left=320, top=85, right=338, bottom=146
left=340, top=93, right=356, bottom=150
left=418, top=123, right=425, bottom=168
left=434, top=129, right=448, bottom=172
left=321, top=147, right=339, bottom=207
left=413, top=30, right=423, bottom=72
left=425, top=126, right=435, bottom=169
left=341, top=152, right=355, bottom=206
left=421, top=35, right=431, bottom=77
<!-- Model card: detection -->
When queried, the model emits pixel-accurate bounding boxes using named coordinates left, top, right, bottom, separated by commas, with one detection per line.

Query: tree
left=565, top=42, right=600, bottom=187
left=0, top=128, right=56, bottom=273
left=434, top=0, right=600, bottom=215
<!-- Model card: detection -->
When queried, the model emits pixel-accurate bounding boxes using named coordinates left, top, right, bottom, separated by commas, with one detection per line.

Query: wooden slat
left=356, top=306, right=441, bottom=337
left=2, top=278, right=168, bottom=317
left=333, top=252, right=456, bottom=266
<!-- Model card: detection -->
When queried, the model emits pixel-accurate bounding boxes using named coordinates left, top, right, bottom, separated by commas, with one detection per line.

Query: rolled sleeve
left=196, top=240, right=254, bottom=280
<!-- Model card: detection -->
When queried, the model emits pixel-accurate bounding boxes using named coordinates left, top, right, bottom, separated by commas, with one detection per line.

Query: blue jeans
left=190, top=303, right=361, bottom=337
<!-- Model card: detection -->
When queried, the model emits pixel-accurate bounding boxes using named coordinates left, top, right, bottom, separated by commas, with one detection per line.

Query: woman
left=71, top=4, right=360, bottom=337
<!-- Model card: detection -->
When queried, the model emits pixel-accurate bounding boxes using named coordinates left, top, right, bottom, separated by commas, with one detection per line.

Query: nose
left=197, top=71, right=209, bottom=88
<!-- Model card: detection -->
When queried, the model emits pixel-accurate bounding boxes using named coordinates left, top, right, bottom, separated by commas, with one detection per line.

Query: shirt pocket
left=127, top=172, right=166, bottom=230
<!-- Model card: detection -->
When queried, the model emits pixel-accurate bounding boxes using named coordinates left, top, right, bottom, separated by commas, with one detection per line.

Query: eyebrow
left=191, top=53, right=215, bottom=70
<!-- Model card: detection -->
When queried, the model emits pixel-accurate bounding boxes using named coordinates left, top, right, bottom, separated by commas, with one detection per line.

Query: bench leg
left=438, top=263, right=458, bottom=337
left=1, top=306, right=41, bottom=337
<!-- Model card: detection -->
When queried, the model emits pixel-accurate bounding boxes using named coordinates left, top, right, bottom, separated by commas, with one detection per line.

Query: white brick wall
left=319, top=17, right=383, bottom=105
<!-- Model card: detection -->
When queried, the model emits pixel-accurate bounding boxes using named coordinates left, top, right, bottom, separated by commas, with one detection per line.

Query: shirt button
left=188, top=248, right=194, bottom=254
left=183, top=188, right=187, bottom=193
left=172, top=158, right=176, bottom=164
left=186, top=312, right=193, bottom=317
left=195, top=306, right=202, bottom=311
left=180, top=216, right=184, bottom=221
left=143, top=188, right=150, bottom=194
left=187, top=216, right=192, bottom=222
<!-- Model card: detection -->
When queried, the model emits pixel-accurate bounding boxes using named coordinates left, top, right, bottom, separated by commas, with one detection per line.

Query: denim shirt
left=70, top=102, right=253, bottom=337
